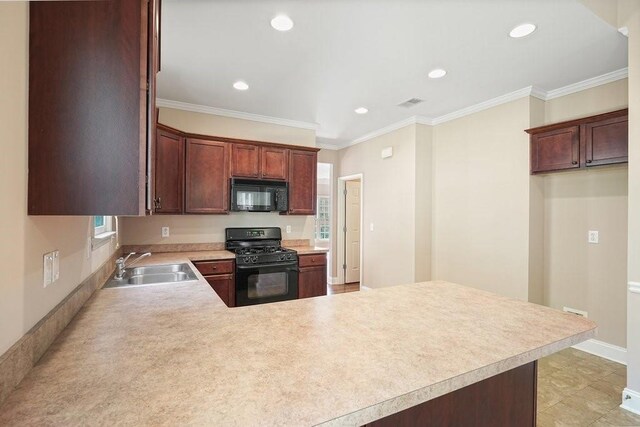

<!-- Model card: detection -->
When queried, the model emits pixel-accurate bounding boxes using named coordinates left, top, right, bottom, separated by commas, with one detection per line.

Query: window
left=92, top=216, right=116, bottom=250
left=315, top=196, right=330, bottom=241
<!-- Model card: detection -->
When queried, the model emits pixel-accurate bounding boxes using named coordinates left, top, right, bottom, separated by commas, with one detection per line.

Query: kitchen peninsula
left=0, top=252, right=595, bottom=426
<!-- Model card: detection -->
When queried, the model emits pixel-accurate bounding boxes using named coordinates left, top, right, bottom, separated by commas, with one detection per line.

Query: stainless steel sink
left=104, top=263, right=198, bottom=288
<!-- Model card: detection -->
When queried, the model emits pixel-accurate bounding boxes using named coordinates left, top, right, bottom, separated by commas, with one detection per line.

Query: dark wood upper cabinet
left=154, top=128, right=184, bottom=214
left=185, top=139, right=229, bottom=214
left=584, top=115, right=628, bottom=167
left=526, top=109, right=628, bottom=175
left=260, top=147, right=289, bottom=180
left=530, top=126, right=580, bottom=173
left=288, top=150, right=317, bottom=215
left=28, top=0, right=160, bottom=215
left=231, top=144, right=260, bottom=178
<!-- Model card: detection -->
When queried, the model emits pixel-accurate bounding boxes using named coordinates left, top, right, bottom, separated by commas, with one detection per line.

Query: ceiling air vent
left=397, top=98, right=424, bottom=108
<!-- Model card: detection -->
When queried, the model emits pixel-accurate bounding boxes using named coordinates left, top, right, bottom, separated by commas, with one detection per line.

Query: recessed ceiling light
left=428, top=68, right=447, bottom=79
left=233, top=81, right=249, bottom=91
left=354, top=107, right=368, bottom=114
left=271, top=15, right=294, bottom=31
left=509, top=23, right=536, bottom=38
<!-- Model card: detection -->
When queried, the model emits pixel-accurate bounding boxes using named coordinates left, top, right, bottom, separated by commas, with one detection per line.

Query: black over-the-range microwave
left=230, top=178, right=288, bottom=212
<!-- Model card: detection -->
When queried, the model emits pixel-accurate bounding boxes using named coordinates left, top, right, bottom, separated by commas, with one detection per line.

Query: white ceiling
left=158, top=0, right=627, bottom=147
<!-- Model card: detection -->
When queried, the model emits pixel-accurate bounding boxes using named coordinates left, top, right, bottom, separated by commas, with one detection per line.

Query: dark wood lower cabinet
left=365, top=361, right=537, bottom=427
left=298, top=254, right=327, bottom=299
left=192, top=260, right=235, bottom=307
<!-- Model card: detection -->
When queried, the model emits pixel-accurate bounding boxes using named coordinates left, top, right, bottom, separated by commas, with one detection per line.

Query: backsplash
left=120, top=213, right=315, bottom=246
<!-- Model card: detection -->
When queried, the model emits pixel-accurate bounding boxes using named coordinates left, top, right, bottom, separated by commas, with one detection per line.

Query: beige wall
left=432, top=97, right=532, bottom=300
left=0, top=3, right=119, bottom=356
left=338, top=125, right=420, bottom=288
left=415, top=124, right=433, bottom=282
left=159, top=107, right=316, bottom=147
left=541, top=81, right=629, bottom=348
left=122, top=108, right=318, bottom=246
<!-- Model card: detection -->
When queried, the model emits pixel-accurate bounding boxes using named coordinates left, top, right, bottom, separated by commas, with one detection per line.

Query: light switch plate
left=43, top=252, right=53, bottom=287
left=370, top=223, right=374, bottom=232
left=52, top=250, right=60, bottom=282
left=286, top=225, right=291, bottom=234
left=161, top=227, right=170, bottom=238
left=588, top=230, right=599, bottom=244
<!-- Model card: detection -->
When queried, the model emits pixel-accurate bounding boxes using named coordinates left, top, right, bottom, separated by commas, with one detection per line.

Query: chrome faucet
left=115, top=252, right=151, bottom=280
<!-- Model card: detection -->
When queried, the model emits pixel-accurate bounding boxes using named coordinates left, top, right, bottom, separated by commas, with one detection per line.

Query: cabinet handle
left=154, top=197, right=162, bottom=209
left=586, top=159, right=593, bottom=164
left=572, top=161, right=578, bottom=165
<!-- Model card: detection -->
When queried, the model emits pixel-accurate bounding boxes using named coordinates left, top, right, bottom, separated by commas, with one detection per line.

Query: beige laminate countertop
left=0, top=252, right=595, bottom=426
left=286, top=246, right=329, bottom=255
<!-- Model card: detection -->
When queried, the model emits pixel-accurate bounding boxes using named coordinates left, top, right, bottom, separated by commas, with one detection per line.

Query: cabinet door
left=260, top=147, right=288, bottom=180
left=298, top=266, right=327, bottom=299
left=585, top=116, right=628, bottom=167
left=185, top=139, right=229, bottom=214
left=28, top=0, right=159, bottom=215
left=530, top=126, right=580, bottom=174
left=154, top=129, right=184, bottom=214
left=204, top=274, right=235, bottom=307
left=288, top=150, right=317, bottom=215
left=231, top=143, right=260, bottom=178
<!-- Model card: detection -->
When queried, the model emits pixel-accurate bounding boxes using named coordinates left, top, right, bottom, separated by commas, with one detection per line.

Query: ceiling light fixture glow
left=509, top=23, right=536, bottom=38
left=428, top=68, right=447, bottom=79
left=354, top=107, right=368, bottom=114
left=271, top=15, right=294, bottom=31
left=233, top=81, right=249, bottom=91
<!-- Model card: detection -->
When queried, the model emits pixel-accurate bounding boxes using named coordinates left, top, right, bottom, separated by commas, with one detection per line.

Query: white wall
left=0, top=3, right=119, bottom=356
left=432, top=97, right=532, bottom=300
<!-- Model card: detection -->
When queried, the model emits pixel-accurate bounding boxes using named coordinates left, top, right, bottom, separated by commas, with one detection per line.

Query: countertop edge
left=318, top=328, right=596, bottom=426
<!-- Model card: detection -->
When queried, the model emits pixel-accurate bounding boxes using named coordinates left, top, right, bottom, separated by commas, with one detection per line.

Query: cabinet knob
left=586, top=159, right=593, bottom=164
left=572, top=161, right=578, bottom=165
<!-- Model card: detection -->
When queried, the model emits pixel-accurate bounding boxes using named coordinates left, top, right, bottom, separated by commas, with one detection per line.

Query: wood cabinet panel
left=193, top=260, right=234, bottom=275
left=366, top=361, right=537, bottom=427
left=204, top=274, right=235, bottom=307
left=288, top=150, right=317, bottom=215
left=530, top=126, right=579, bottom=174
left=260, top=147, right=288, bottom=180
left=585, top=116, right=628, bottom=166
left=298, top=254, right=327, bottom=299
left=231, top=143, right=260, bottom=178
left=28, top=0, right=159, bottom=215
left=298, top=253, right=327, bottom=268
left=154, top=129, right=184, bottom=214
left=185, top=139, right=229, bottom=214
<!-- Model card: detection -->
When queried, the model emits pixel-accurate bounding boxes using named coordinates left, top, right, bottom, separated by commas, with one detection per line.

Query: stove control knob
left=251, top=256, right=258, bottom=264
left=279, top=254, right=286, bottom=261
left=287, top=253, right=294, bottom=260
left=243, top=256, right=251, bottom=264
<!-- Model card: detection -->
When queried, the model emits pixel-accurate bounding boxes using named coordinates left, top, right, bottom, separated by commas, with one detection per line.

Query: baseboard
left=361, top=285, right=372, bottom=291
left=572, top=339, right=627, bottom=365
left=621, top=388, right=640, bottom=416
left=328, top=277, right=340, bottom=285
left=0, top=249, right=121, bottom=407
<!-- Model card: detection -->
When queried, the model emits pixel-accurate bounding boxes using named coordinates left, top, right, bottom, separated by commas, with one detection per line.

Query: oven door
left=235, top=262, right=298, bottom=306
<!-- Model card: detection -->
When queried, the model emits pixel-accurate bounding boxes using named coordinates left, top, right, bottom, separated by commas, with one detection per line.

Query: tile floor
left=537, top=348, right=640, bottom=426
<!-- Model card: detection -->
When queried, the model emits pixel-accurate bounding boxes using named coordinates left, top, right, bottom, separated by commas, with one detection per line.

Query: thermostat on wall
left=381, top=147, right=393, bottom=159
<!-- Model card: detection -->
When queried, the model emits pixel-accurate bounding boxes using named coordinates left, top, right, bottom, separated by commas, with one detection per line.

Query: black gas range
left=226, top=227, right=298, bottom=306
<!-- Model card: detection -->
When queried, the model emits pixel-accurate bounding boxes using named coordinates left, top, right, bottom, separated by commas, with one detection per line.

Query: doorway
left=337, top=174, right=363, bottom=288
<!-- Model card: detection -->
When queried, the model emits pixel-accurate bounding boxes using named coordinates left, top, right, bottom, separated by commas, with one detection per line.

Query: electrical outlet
left=286, top=225, right=291, bottom=234
left=162, top=227, right=170, bottom=238
left=563, top=307, right=588, bottom=318
left=370, top=223, right=374, bottom=232
left=43, top=252, right=53, bottom=287
left=52, top=250, right=60, bottom=282
left=588, top=230, right=599, bottom=244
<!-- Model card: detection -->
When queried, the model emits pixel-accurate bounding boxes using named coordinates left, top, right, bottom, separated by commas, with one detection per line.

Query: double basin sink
left=104, top=263, right=198, bottom=289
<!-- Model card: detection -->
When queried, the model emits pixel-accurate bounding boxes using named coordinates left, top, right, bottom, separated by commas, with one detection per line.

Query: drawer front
left=298, top=253, right=327, bottom=268
left=193, top=260, right=235, bottom=275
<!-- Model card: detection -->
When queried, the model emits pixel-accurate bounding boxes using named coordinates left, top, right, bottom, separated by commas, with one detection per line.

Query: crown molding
left=156, top=98, right=319, bottom=131
left=430, top=86, right=538, bottom=126
left=316, top=142, right=341, bottom=151
left=543, top=67, right=628, bottom=100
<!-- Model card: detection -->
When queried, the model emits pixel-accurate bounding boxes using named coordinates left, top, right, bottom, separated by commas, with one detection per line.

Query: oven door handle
left=236, top=262, right=299, bottom=271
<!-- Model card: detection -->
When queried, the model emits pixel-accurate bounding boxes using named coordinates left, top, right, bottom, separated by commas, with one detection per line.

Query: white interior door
left=345, top=180, right=361, bottom=283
